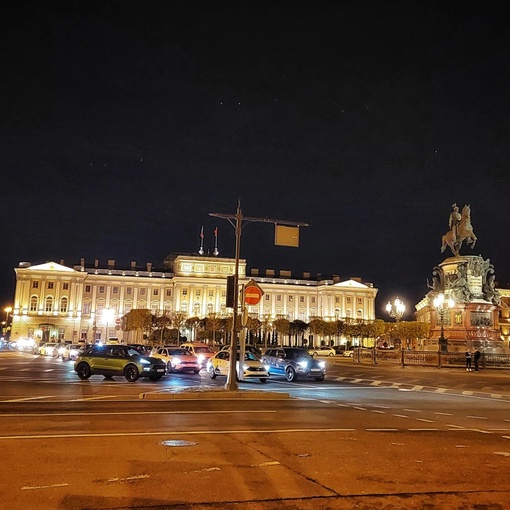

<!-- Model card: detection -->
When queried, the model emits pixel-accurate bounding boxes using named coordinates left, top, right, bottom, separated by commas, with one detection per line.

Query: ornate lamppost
left=102, top=308, right=114, bottom=343
left=433, top=293, right=455, bottom=352
left=386, top=298, right=405, bottom=349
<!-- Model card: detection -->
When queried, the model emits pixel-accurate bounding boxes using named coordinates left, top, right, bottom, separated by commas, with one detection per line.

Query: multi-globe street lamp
left=433, top=293, right=455, bottom=352
left=102, top=308, right=114, bottom=343
left=386, top=298, right=405, bottom=349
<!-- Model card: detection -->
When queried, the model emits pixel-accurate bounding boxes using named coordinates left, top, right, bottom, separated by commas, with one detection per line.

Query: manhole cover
left=161, top=440, right=198, bottom=447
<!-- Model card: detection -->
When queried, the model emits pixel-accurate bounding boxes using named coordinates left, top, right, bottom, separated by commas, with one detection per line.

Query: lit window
left=299, top=296, right=304, bottom=303
left=83, top=302, right=91, bottom=315
left=288, top=295, right=293, bottom=302
left=32, top=281, right=39, bottom=288
left=85, top=285, right=91, bottom=293
left=99, top=286, right=105, bottom=294
left=265, top=294, right=270, bottom=300
left=153, top=289, right=159, bottom=296
left=63, top=283, right=69, bottom=290
left=60, top=297, right=68, bottom=313
left=45, top=297, right=53, bottom=313
left=48, top=282, right=54, bottom=289
left=30, top=296, right=38, bottom=312
left=166, top=289, right=172, bottom=297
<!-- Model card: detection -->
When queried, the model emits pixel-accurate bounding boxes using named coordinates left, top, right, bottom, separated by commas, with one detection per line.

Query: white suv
left=180, top=342, right=215, bottom=367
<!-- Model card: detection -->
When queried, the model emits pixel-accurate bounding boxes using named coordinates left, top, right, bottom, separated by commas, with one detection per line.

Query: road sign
left=115, top=318, right=121, bottom=325
left=245, top=283, right=263, bottom=305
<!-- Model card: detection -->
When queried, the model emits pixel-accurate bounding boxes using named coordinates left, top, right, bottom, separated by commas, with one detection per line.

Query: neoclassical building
left=10, top=254, right=378, bottom=344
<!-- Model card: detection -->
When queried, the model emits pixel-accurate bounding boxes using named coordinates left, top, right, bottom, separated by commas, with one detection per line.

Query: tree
left=246, top=316, right=262, bottom=344
left=205, top=313, right=223, bottom=345
left=308, top=317, right=326, bottom=347
left=290, top=320, right=308, bottom=347
left=124, top=309, right=153, bottom=343
left=273, top=317, right=290, bottom=345
left=171, top=312, right=188, bottom=343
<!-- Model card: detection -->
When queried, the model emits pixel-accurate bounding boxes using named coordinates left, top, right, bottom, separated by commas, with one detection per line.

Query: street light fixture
left=102, top=308, right=114, bottom=343
left=385, top=298, right=405, bottom=349
left=432, top=293, right=455, bottom=352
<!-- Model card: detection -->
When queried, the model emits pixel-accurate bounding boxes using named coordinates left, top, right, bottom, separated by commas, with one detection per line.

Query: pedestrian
left=465, top=350, right=472, bottom=371
left=473, top=348, right=481, bottom=371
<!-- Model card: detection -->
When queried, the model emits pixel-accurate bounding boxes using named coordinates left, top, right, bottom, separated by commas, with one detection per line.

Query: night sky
left=1, top=1, right=509, bottom=319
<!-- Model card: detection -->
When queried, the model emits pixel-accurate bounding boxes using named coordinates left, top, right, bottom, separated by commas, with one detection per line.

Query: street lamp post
left=433, top=293, right=455, bottom=352
left=102, top=308, right=114, bottom=343
left=385, top=298, right=405, bottom=348
left=3, top=307, right=12, bottom=340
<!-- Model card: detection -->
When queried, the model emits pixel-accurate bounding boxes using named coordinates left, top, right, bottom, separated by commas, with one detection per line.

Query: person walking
left=465, top=350, right=472, bottom=371
left=473, top=348, right=481, bottom=371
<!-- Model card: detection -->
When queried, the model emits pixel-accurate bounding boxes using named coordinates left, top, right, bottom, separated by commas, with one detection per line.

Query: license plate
left=156, top=368, right=164, bottom=372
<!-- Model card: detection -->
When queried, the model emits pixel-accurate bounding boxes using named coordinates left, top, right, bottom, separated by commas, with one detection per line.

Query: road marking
left=0, top=427, right=357, bottom=441
left=403, top=409, right=421, bottom=413
left=353, top=406, right=367, bottom=411
left=447, top=424, right=465, bottom=429
left=371, top=410, right=385, bottom=414
left=467, top=415, right=488, bottom=420
left=493, top=452, right=510, bottom=457
left=21, top=483, right=69, bottom=491
left=408, top=428, right=439, bottom=431
left=416, top=418, right=434, bottom=423
left=0, top=410, right=277, bottom=418
left=366, top=428, right=398, bottom=432
left=434, top=412, right=453, bottom=416
left=393, top=414, right=409, bottom=418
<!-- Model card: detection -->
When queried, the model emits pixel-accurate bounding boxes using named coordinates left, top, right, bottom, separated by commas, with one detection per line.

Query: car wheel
left=167, top=362, right=174, bottom=373
left=76, top=362, right=91, bottom=380
left=329, top=352, right=334, bottom=357
left=149, top=375, right=163, bottom=381
left=315, top=375, right=325, bottom=381
left=209, top=366, right=217, bottom=379
left=259, top=378, right=267, bottom=383
left=285, top=366, right=297, bottom=382
left=312, top=352, right=318, bottom=357
left=124, top=364, right=140, bottom=382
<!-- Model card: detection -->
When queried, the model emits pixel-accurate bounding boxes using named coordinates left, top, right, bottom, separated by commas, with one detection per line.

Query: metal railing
left=351, top=348, right=510, bottom=369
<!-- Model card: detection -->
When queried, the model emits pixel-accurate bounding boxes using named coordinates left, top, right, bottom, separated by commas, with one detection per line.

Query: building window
left=60, top=297, right=68, bottom=313
left=96, top=303, right=104, bottom=314
left=208, top=290, right=214, bottom=297
left=166, top=289, right=172, bottom=297
left=335, top=296, right=340, bottom=303
left=195, top=289, right=201, bottom=297
left=357, top=309, right=363, bottom=318
left=140, top=288, right=146, bottom=296
left=221, top=290, right=226, bottom=298
left=153, top=289, right=159, bottom=296
left=45, top=297, right=53, bottom=313
left=265, top=294, right=270, bottom=300
left=288, top=295, right=293, bottom=302
left=48, top=282, right=54, bottom=289
left=346, top=297, right=352, bottom=304
left=311, top=297, right=316, bottom=304
left=85, top=285, right=91, bottom=293
left=180, top=302, right=188, bottom=312
left=83, top=302, right=91, bottom=315
left=99, top=286, right=105, bottom=294
left=182, top=289, right=188, bottom=296
left=357, top=297, right=362, bottom=304
left=32, top=281, right=39, bottom=289
left=124, top=303, right=132, bottom=313
left=207, top=303, right=213, bottom=313
left=113, top=287, right=119, bottom=294
left=277, top=295, right=282, bottom=302
left=30, top=296, right=38, bottom=312
left=63, top=283, right=69, bottom=290
left=126, top=287, right=132, bottom=295
left=299, top=296, right=304, bottom=303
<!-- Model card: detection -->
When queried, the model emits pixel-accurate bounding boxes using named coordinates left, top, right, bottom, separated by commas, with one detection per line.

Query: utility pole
left=210, top=200, right=308, bottom=391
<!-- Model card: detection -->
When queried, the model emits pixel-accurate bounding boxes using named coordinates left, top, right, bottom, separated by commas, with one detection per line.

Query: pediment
left=27, top=261, right=75, bottom=273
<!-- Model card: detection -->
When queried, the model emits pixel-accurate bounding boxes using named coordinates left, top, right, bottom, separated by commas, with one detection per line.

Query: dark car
left=261, top=347, right=326, bottom=382
left=74, top=344, right=166, bottom=382
left=127, top=343, right=153, bottom=356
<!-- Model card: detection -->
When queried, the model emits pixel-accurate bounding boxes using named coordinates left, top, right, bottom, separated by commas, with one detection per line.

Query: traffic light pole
left=210, top=200, right=308, bottom=392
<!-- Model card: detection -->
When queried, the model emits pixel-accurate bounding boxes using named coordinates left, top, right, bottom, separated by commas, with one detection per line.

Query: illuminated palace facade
left=10, top=254, right=378, bottom=344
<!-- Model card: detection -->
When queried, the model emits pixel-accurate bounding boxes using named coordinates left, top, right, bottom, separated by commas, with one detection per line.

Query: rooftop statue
left=441, top=203, right=477, bottom=257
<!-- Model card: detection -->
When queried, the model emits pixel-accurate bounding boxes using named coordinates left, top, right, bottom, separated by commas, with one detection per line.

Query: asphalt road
left=0, top=350, right=509, bottom=510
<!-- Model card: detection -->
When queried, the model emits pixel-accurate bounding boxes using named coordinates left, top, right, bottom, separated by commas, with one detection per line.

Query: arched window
left=357, top=309, right=363, bottom=318
left=45, top=297, right=53, bottom=313
left=207, top=303, right=213, bottom=314
left=60, top=297, right=68, bottom=313
left=180, top=301, right=188, bottom=313
left=193, top=302, right=200, bottom=316
left=30, top=296, right=38, bottom=312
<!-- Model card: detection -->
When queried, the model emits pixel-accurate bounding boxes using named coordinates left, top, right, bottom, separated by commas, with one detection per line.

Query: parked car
left=60, top=343, right=82, bottom=361
left=207, top=350, right=269, bottom=383
left=308, top=346, right=336, bottom=357
left=74, top=344, right=166, bottom=382
left=262, top=347, right=326, bottom=382
left=343, top=349, right=354, bottom=357
left=151, top=347, right=201, bottom=374
left=180, top=342, right=215, bottom=367
left=219, top=343, right=262, bottom=358
left=38, top=342, right=59, bottom=357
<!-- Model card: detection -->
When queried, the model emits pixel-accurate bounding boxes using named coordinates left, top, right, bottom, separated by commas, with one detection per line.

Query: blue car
left=261, top=347, right=326, bottom=382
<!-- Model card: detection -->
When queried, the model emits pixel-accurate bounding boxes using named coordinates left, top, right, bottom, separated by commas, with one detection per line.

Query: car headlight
left=318, top=361, right=326, bottom=368
left=243, top=364, right=249, bottom=371
left=197, top=354, right=205, bottom=364
left=173, top=357, right=181, bottom=365
left=58, top=347, right=65, bottom=354
left=70, top=349, right=78, bottom=356
left=298, top=361, right=308, bottom=369
left=264, top=364, right=270, bottom=371
left=139, top=358, right=150, bottom=364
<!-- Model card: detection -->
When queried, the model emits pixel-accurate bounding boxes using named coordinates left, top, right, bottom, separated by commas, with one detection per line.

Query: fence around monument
left=351, top=348, right=510, bottom=369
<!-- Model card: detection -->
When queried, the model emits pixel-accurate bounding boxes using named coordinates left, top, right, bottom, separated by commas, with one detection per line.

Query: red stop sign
left=245, top=285, right=262, bottom=305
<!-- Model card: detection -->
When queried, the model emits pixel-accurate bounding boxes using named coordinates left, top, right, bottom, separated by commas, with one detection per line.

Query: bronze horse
left=441, top=204, right=477, bottom=257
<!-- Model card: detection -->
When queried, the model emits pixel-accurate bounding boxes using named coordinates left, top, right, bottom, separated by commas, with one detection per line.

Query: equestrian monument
left=417, top=203, right=504, bottom=352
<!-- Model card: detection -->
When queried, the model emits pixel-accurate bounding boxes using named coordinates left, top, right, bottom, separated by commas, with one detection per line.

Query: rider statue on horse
left=441, top=203, right=477, bottom=257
